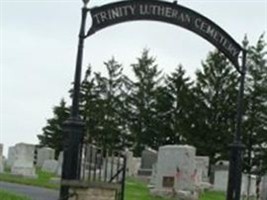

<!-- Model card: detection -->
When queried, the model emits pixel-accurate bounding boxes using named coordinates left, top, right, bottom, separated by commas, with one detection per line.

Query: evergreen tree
left=81, top=59, right=125, bottom=150
left=151, top=84, right=173, bottom=147
left=165, top=65, right=194, bottom=145
left=128, top=49, right=163, bottom=155
left=117, top=74, right=134, bottom=149
left=243, top=35, right=267, bottom=176
left=80, top=66, right=100, bottom=144
left=98, top=58, right=125, bottom=150
left=192, top=50, right=239, bottom=165
left=37, top=99, right=70, bottom=158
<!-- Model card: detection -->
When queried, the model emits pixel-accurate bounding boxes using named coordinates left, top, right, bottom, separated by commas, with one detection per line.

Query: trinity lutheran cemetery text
left=88, top=0, right=242, bottom=66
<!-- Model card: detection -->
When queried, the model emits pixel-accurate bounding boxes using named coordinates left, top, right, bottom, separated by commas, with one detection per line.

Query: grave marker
left=11, top=143, right=36, bottom=177
left=0, top=144, right=3, bottom=172
left=37, top=147, right=55, bottom=167
left=151, top=145, right=197, bottom=198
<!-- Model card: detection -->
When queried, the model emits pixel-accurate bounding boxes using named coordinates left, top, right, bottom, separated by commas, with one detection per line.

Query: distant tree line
left=37, top=35, right=267, bottom=175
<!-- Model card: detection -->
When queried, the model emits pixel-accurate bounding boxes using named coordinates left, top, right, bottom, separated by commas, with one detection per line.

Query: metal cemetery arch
left=60, top=1, right=247, bottom=200
left=87, top=0, right=242, bottom=70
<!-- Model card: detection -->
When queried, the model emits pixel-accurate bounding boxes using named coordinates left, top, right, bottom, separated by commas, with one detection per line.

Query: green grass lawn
left=0, top=189, right=31, bottom=200
left=0, top=170, right=59, bottom=189
left=199, top=191, right=225, bottom=200
left=0, top=171, right=225, bottom=200
left=126, top=178, right=225, bottom=200
left=126, top=178, right=172, bottom=200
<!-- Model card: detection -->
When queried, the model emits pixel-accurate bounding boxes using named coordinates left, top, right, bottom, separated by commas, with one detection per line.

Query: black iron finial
left=243, top=34, right=249, bottom=49
left=82, top=0, right=90, bottom=7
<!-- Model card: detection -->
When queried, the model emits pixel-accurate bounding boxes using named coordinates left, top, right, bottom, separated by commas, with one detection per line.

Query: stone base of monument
left=137, top=168, right=152, bottom=176
left=11, top=161, right=36, bottom=178
left=62, top=180, right=121, bottom=200
left=176, top=190, right=199, bottom=200
left=150, top=188, right=199, bottom=200
left=150, top=188, right=175, bottom=198
left=195, top=182, right=213, bottom=192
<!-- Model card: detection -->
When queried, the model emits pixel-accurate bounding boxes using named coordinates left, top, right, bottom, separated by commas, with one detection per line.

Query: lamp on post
left=82, top=0, right=90, bottom=6
left=59, top=1, right=89, bottom=199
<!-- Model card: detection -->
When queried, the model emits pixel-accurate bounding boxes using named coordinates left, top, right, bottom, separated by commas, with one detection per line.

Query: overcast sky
left=1, top=0, right=266, bottom=156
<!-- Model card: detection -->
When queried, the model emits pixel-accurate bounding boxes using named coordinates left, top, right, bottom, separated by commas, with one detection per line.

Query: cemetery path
left=0, top=181, right=59, bottom=200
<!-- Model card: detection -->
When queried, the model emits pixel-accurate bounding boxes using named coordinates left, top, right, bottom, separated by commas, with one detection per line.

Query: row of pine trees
left=38, top=35, right=267, bottom=175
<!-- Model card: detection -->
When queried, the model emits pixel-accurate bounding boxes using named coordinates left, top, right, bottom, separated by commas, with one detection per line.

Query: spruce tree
left=37, top=99, right=70, bottom=158
left=151, top=84, right=173, bottom=147
left=81, top=59, right=125, bottom=150
left=192, top=50, right=239, bottom=165
left=165, top=65, right=194, bottom=145
left=80, top=66, right=100, bottom=144
left=99, top=58, right=125, bottom=150
left=117, top=74, right=134, bottom=149
left=128, top=49, right=163, bottom=155
left=243, top=35, right=267, bottom=176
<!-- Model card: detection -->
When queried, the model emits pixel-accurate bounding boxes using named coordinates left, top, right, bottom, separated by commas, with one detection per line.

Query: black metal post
left=59, top=6, right=88, bottom=200
left=226, top=49, right=247, bottom=200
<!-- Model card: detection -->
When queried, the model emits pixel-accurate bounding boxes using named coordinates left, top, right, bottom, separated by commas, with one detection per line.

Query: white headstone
left=132, top=157, right=141, bottom=176
left=42, top=159, right=58, bottom=173
left=37, top=147, right=55, bottom=167
left=150, top=163, right=157, bottom=186
left=138, top=148, right=157, bottom=176
left=140, top=148, right=158, bottom=169
left=126, top=150, right=134, bottom=176
left=0, top=144, right=2, bottom=155
left=56, top=151, right=63, bottom=176
left=241, top=174, right=257, bottom=197
left=7, top=146, right=16, bottom=167
left=214, top=169, right=228, bottom=191
left=195, top=156, right=209, bottom=183
left=214, top=162, right=257, bottom=197
left=153, top=145, right=197, bottom=196
left=261, top=175, right=267, bottom=200
left=213, top=160, right=229, bottom=191
left=216, top=160, right=229, bottom=166
left=0, top=144, right=3, bottom=173
left=11, top=143, right=36, bottom=177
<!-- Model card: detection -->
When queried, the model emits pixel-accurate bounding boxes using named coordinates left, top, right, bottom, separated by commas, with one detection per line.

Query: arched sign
left=86, top=0, right=243, bottom=71
left=60, top=1, right=247, bottom=200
